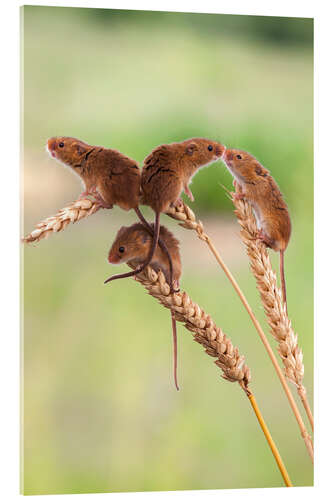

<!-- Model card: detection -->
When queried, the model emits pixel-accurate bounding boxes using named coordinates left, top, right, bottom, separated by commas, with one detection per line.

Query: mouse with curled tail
left=107, top=222, right=182, bottom=390
left=222, top=148, right=291, bottom=310
left=106, top=137, right=225, bottom=286
left=47, top=136, right=175, bottom=280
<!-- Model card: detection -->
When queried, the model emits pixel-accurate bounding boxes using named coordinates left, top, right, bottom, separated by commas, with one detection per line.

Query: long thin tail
left=104, top=212, right=160, bottom=284
left=280, top=250, right=287, bottom=314
left=134, top=207, right=176, bottom=291
left=171, top=311, right=179, bottom=391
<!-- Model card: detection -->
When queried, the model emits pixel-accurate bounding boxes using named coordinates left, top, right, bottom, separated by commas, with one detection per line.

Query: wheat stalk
left=231, top=192, right=314, bottom=432
left=166, top=201, right=313, bottom=461
left=127, top=263, right=292, bottom=486
left=131, top=263, right=251, bottom=387
left=23, top=198, right=102, bottom=244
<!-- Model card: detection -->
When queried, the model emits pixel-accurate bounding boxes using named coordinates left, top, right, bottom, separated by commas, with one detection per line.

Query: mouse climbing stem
left=126, top=264, right=292, bottom=487
left=231, top=193, right=314, bottom=435
left=166, top=201, right=313, bottom=462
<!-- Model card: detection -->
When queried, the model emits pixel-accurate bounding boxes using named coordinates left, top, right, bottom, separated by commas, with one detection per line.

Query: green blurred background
left=22, top=6, right=313, bottom=495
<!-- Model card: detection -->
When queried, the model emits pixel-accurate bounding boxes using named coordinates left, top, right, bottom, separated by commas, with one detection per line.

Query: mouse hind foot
left=257, top=229, right=275, bottom=249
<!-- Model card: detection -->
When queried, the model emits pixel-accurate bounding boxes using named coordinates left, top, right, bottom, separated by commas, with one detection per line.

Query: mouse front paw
left=91, top=190, right=113, bottom=209
left=233, top=192, right=245, bottom=201
left=171, top=198, right=184, bottom=209
left=184, top=184, right=195, bottom=202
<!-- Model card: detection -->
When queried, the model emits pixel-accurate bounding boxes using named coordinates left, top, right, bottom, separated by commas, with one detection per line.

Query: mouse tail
left=104, top=212, right=160, bottom=285
left=280, top=250, right=288, bottom=314
left=134, top=207, right=176, bottom=291
left=104, top=267, right=145, bottom=284
left=171, top=311, right=179, bottom=391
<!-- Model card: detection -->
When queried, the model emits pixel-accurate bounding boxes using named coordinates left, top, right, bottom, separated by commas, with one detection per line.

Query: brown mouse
left=222, top=148, right=291, bottom=310
left=47, top=136, right=174, bottom=282
left=107, top=222, right=182, bottom=390
left=47, top=136, right=141, bottom=210
left=106, top=137, right=225, bottom=286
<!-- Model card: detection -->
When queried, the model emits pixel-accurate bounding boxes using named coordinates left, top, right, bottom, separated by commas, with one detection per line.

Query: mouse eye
left=236, top=154, right=242, bottom=160
left=58, top=142, right=64, bottom=148
left=208, top=145, right=213, bottom=151
left=118, top=246, right=125, bottom=253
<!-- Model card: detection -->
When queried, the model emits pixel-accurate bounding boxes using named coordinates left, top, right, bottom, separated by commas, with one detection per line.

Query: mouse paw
left=256, top=229, right=274, bottom=248
left=92, top=191, right=112, bottom=209
left=170, top=279, right=180, bottom=294
left=233, top=192, right=245, bottom=201
left=171, top=198, right=183, bottom=208
left=184, top=184, right=195, bottom=202
left=79, top=190, right=90, bottom=199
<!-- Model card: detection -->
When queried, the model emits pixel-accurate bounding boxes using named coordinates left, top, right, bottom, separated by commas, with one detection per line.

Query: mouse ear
left=140, top=231, right=150, bottom=244
left=186, top=143, right=198, bottom=156
left=255, top=164, right=267, bottom=177
left=76, top=143, right=87, bottom=156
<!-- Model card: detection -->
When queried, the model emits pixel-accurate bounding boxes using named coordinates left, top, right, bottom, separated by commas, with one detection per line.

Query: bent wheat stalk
left=23, top=198, right=102, bottom=244
left=128, top=264, right=292, bottom=487
left=232, top=193, right=314, bottom=433
left=166, top=202, right=313, bottom=461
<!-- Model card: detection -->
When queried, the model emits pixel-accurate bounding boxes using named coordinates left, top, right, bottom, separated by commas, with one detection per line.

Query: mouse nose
left=215, top=144, right=226, bottom=158
left=108, top=252, right=119, bottom=264
left=225, top=149, right=234, bottom=162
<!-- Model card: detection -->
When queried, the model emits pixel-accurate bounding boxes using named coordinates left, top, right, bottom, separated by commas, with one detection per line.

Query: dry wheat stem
left=166, top=202, right=313, bottom=461
left=232, top=194, right=314, bottom=433
left=248, top=393, right=292, bottom=487
left=23, top=198, right=102, bottom=244
left=129, top=264, right=292, bottom=486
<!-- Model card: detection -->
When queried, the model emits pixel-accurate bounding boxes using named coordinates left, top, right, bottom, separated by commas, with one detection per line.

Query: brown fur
left=223, top=148, right=291, bottom=309
left=141, top=138, right=225, bottom=212
left=223, top=148, right=291, bottom=252
left=108, top=222, right=182, bottom=390
left=108, top=223, right=181, bottom=285
left=47, top=136, right=140, bottom=211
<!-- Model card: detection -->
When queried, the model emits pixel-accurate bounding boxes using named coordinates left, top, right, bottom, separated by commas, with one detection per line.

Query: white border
left=3, top=1, right=330, bottom=499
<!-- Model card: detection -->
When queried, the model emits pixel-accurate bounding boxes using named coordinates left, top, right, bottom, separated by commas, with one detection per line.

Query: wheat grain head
left=231, top=195, right=306, bottom=389
left=23, top=198, right=101, bottom=244
left=128, top=263, right=251, bottom=392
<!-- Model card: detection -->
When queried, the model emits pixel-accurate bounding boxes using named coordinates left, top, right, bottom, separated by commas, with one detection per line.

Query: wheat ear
left=23, top=198, right=102, bottom=244
left=231, top=192, right=314, bottom=432
left=127, top=264, right=292, bottom=487
left=166, top=202, right=313, bottom=461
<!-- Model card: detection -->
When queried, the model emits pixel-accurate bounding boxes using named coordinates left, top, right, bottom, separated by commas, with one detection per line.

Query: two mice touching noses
left=47, top=136, right=291, bottom=389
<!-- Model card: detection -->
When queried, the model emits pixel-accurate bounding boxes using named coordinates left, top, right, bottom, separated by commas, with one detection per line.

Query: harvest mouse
left=47, top=136, right=175, bottom=284
left=106, top=138, right=225, bottom=286
left=47, top=136, right=141, bottom=210
left=222, top=148, right=291, bottom=310
left=107, top=222, right=182, bottom=390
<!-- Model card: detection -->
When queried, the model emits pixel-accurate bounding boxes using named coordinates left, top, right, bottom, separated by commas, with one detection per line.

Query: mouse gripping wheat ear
left=23, top=198, right=102, bottom=244
left=231, top=192, right=314, bottom=433
left=127, top=264, right=292, bottom=487
left=166, top=201, right=313, bottom=462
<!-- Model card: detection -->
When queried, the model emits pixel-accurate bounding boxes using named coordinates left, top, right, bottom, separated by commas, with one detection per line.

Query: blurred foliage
left=22, top=5, right=313, bottom=495
left=98, top=10, right=313, bottom=46
left=35, top=7, right=314, bottom=46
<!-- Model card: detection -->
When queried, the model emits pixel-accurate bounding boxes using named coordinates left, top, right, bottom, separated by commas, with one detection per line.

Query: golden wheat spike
left=127, top=264, right=292, bottom=486
left=231, top=193, right=314, bottom=432
left=23, top=198, right=102, bottom=244
left=166, top=201, right=313, bottom=461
